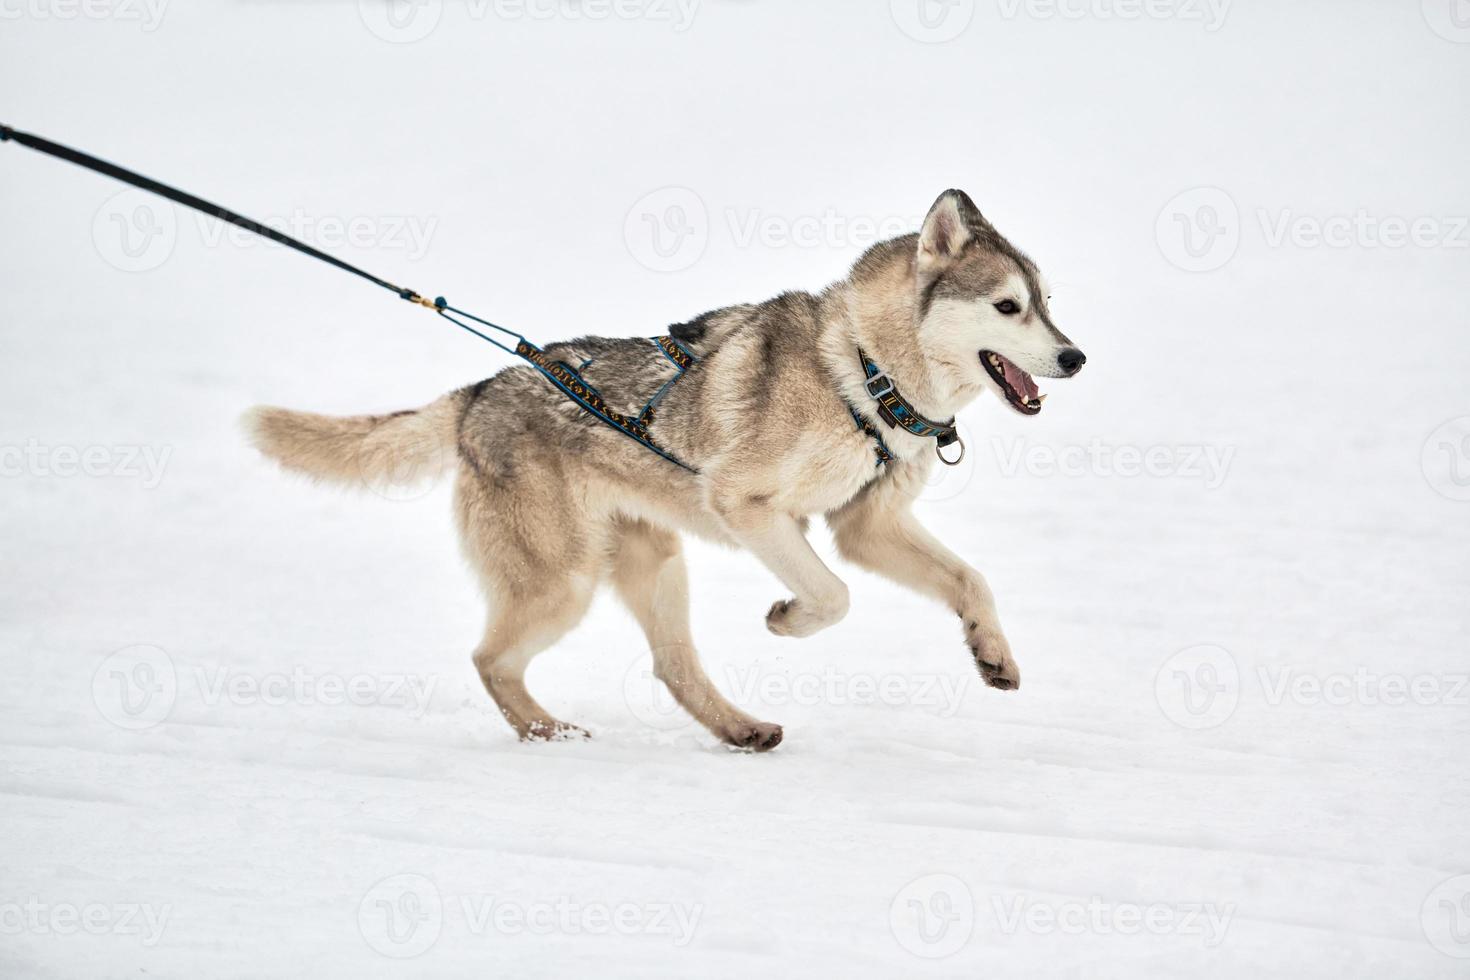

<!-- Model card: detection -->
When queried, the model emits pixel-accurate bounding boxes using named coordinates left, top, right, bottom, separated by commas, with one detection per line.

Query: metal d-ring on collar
left=856, top=348, right=965, bottom=467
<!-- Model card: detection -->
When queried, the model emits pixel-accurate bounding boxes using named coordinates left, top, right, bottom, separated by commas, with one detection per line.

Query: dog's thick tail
left=243, top=390, right=468, bottom=492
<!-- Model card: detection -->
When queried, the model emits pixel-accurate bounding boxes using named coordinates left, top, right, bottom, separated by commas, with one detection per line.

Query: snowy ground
left=3, top=1, right=1469, bottom=976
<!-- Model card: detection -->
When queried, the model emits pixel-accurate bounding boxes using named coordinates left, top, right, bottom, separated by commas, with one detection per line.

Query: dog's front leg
left=829, top=482, right=1021, bottom=690
left=712, top=494, right=850, bottom=638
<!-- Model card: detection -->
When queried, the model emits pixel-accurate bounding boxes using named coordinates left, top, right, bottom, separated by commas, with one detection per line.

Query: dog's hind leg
left=456, top=459, right=600, bottom=742
left=472, top=580, right=595, bottom=741
left=610, top=518, right=783, bottom=752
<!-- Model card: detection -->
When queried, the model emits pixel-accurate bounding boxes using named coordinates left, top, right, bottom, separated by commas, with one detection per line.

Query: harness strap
left=849, top=406, right=895, bottom=467
left=855, top=347, right=964, bottom=465
left=433, top=301, right=699, bottom=473
left=856, top=348, right=959, bottom=447
left=640, top=335, right=698, bottom=424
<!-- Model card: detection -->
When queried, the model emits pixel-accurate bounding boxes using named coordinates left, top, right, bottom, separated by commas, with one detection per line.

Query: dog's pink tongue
left=1002, top=358, right=1039, bottom=400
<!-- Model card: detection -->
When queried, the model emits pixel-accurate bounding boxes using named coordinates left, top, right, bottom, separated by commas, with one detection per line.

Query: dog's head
left=914, top=189, right=1085, bottom=416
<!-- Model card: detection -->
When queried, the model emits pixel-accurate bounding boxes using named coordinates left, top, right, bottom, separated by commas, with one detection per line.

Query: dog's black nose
left=1058, top=348, right=1086, bottom=375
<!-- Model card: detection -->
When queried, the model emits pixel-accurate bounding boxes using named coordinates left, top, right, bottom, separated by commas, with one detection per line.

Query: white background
left=2, top=0, right=1468, bottom=976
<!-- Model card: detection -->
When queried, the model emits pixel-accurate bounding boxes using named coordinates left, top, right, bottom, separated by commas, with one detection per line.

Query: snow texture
left=2, top=1, right=1468, bottom=976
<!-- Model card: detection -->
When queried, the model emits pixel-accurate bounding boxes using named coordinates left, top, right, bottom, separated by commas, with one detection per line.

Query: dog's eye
left=994, top=300, right=1021, bottom=315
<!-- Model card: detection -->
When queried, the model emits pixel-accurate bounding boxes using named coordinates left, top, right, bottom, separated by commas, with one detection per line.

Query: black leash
left=0, top=123, right=437, bottom=310
left=0, top=124, right=698, bottom=472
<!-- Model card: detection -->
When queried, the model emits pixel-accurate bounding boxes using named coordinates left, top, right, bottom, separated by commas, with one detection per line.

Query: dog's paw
left=522, top=720, right=592, bottom=742
left=721, top=721, right=784, bottom=753
left=766, top=593, right=848, bottom=638
left=963, top=618, right=1021, bottom=691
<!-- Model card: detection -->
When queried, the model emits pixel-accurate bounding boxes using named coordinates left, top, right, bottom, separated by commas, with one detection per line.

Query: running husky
left=245, top=189, right=1086, bottom=751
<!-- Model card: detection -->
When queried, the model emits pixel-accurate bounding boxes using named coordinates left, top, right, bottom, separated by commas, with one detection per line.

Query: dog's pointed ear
left=918, top=189, right=984, bottom=271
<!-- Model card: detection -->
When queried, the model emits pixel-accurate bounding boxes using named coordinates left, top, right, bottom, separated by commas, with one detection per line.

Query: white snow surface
left=2, top=2, right=1469, bottom=977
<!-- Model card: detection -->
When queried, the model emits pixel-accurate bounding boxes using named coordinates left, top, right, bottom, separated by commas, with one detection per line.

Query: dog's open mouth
left=980, top=351, right=1043, bottom=415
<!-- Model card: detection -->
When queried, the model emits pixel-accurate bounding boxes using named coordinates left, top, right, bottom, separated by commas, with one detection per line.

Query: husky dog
left=246, top=189, right=1086, bottom=751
